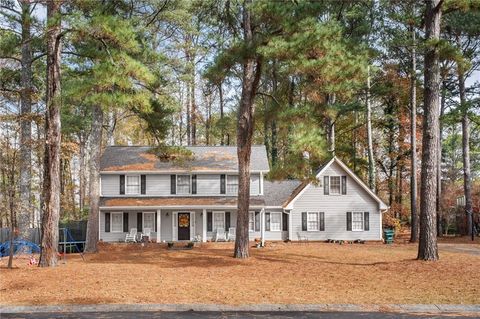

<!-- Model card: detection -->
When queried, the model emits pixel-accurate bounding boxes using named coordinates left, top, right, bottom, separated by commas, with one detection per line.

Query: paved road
left=1, top=312, right=478, bottom=319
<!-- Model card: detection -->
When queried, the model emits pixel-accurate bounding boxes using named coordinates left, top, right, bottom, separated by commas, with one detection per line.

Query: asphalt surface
left=1, top=312, right=478, bottom=319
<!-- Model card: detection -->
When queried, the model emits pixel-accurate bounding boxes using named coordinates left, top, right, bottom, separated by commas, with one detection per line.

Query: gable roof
left=284, top=157, right=388, bottom=210
left=263, top=180, right=303, bottom=207
left=100, top=145, right=270, bottom=173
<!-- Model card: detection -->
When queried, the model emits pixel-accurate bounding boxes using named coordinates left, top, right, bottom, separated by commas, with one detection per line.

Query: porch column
left=156, top=209, right=161, bottom=243
left=261, top=208, right=265, bottom=247
left=287, top=209, right=292, bottom=241
left=202, top=209, right=207, bottom=242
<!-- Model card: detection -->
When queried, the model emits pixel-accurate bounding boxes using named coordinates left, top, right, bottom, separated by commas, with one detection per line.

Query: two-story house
left=98, top=145, right=388, bottom=243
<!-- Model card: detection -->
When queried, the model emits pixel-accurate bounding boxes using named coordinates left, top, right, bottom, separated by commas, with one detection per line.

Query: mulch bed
left=1, top=241, right=479, bottom=305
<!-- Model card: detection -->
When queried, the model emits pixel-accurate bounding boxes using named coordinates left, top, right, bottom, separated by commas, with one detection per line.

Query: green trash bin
left=384, top=229, right=395, bottom=244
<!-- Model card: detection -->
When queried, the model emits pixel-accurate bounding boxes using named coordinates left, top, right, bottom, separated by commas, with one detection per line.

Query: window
left=177, top=175, right=190, bottom=194
left=213, top=212, right=225, bottom=231
left=143, top=212, right=155, bottom=231
left=126, top=175, right=140, bottom=194
left=352, top=212, right=364, bottom=231
left=307, top=212, right=319, bottom=231
left=270, top=212, right=282, bottom=231
left=111, top=212, right=123, bottom=232
left=330, top=176, right=341, bottom=194
left=227, top=175, right=238, bottom=194
left=249, top=211, right=255, bottom=232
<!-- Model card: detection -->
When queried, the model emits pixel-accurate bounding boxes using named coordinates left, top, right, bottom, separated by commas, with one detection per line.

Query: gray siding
left=146, top=174, right=170, bottom=195
left=101, top=175, right=119, bottom=196
left=290, top=162, right=381, bottom=241
left=197, top=174, right=220, bottom=195
left=99, top=210, right=158, bottom=242
left=250, top=174, right=260, bottom=195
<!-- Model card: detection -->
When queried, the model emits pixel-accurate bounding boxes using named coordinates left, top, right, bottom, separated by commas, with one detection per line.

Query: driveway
left=439, top=243, right=480, bottom=256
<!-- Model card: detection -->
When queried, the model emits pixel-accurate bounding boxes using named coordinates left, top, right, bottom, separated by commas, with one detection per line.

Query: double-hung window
left=248, top=211, right=255, bottom=232
left=307, top=212, right=319, bottom=231
left=270, top=212, right=282, bottom=231
left=227, top=175, right=238, bottom=194
left=352, top=212, right=364, bottom=231
left=177, top=175, right=190, bottom=194
left=330, top=176, right=341, bottom=195
left=213, top=212, right=225, bottom=231
left=126, top=175, right=140, bottom=195
left=143, top=212, right=155, bottom=231
left=111, top=212, right=123, bottom=232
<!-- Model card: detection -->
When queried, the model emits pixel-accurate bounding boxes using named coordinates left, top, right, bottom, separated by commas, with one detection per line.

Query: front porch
left=99, top=208, right=289, bottom=244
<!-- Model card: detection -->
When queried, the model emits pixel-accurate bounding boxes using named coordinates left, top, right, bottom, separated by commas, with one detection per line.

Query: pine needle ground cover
left=1, top=241, right=479, bottom=306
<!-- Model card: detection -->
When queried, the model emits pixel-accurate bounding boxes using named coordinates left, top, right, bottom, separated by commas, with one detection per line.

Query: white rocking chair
left=227, top=227, right=236, bottom=241
left=142, top=227, right=151, bottom=242
left=125, top=228, right=137, bottom=243
left=214, top=228, right=227, bottom=242
left=297, top=232, right=308, bottom=243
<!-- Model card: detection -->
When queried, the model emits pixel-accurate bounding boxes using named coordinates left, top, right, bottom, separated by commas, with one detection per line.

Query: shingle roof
left=99, top=196, right=265, bottom=207
left=100, top=145, right=270, bottom=172
left=263, top=180, right=303, bottom=207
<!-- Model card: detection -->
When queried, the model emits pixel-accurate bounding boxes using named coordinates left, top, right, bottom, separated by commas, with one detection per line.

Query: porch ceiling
left=99, top=196, right=265, bottom=207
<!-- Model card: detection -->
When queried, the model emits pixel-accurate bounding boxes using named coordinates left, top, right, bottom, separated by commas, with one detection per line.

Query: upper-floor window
left=126, top=175, right=140, bottom=195
left=330, top=176, right=341, bottom=195
left=227, top=175, right=238, bottom=194
left=177, top=175, right=191, bottom=194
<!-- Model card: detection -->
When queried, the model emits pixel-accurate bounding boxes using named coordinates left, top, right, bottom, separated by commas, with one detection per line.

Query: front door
left=177, top=212, right=190, bottom=240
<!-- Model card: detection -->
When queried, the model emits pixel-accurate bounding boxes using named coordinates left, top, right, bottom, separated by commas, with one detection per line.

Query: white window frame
left=269, top=212, right=282, bottom=232
left=111, top=212, right=123, bottom=233
left=352, top=212, right=364, bottom=232
left=329, top=176, right=341, bottom=195
left=248, top=211, right=255, bottom=232
left=126, top=175, right=140, bottom=195
left=176, top=174, right=191, bottom=195
left=307, top=212, right=319, bottom=231
left=213, top=211, right=225, bottom=232
left=143, top=212, right=155, bottom=232
left=227, top=175, right=239, bottom=195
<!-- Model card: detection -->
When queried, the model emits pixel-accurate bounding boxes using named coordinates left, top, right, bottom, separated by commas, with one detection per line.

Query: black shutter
left=364, top=212, right=369, bottom=231
left=265, top=212, right=271, bottom=231
left=105, top=213, right=110, bottom=232
left=137, top=212, right=143, bottom=232
left=155, top=212, right=158, bottom=232
left=225, top=212, right=230, bottom=231
left=170, top=175, right=176, bottom=194
left=319, top=212, right=325, bottom=231
left=123, top=212, right=129, bottom=232
left=141, top=175, right=146, bottom=194
left=324, top=176, right=329, bottom=195
left=207, top=212, right=212, bottom=231
left=254, top=212, right=260, bottom=231
left=282, top=212, right=288, bottom=231
left=192, top=175, right=197, bottom=194
left=302, top=212, right=307, bottom=231
left=341, top=176, right=347, bottom=195
left=220, top=174, right=226, bottom=194
left=120, top=175, right=125, bottom=195
left=346, top=212, right=352, bottom=231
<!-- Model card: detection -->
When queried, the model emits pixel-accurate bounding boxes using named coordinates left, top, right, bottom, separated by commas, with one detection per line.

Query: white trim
left=260, top=208, right=265, bottom=247
left=285, top=157, right=388, bottom=210
left=351, top=211, right=364, bottom=232
left=287, top=209, right=292, bottom=241
left=110, top=212, right=123, bottom=233
left=100, top=170, right=270, bottom=174
left=98, top=209, right=101, bottom=240
left=156, top=209, right=161, bottom=243
left=268, top=212, right=282, bottom=232
left=260, top=172, right=264, bottom=195
left=329, top=176, right=341, bottom=195
left=202, top=209, right=207, bottom=242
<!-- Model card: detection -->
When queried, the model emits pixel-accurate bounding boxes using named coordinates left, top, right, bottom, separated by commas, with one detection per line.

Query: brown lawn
left=0, top=241, right=479, bottom=306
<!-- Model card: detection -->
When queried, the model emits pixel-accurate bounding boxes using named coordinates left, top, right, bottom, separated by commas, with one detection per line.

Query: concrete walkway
left=1, top=304, right=479, bottom=315
left=439, top=243, right=480, bottom=256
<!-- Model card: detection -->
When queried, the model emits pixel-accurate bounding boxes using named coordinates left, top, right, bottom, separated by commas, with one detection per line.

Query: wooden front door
left=177, top=212, right=190, bottom=240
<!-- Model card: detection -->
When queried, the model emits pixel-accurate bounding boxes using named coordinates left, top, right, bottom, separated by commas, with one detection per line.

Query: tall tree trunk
left=186, top=81, right=191, bottom=145
left=456, top=47, right=473, bottom=239
left=18, top=0, right=33, bottom=240
left=78, top=134, right=86, bottom=215
left=85, top=105, right=104, bottom=252
left=366, top=65, right=376, bottom=191
left=191, top=62, right=197, bottom=145
left=410, top=26, right=419, bottom=243
left=437, top=77, right=446, bottom=236
left=234, top=0, right=262, bottom=259
left=328, top=93, right=336, bottom=156
left=418, top=0, right=441, bottom=261
left=39, top=0, right=62, bottom=267
left=219, top=83, right=225, bottom=145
